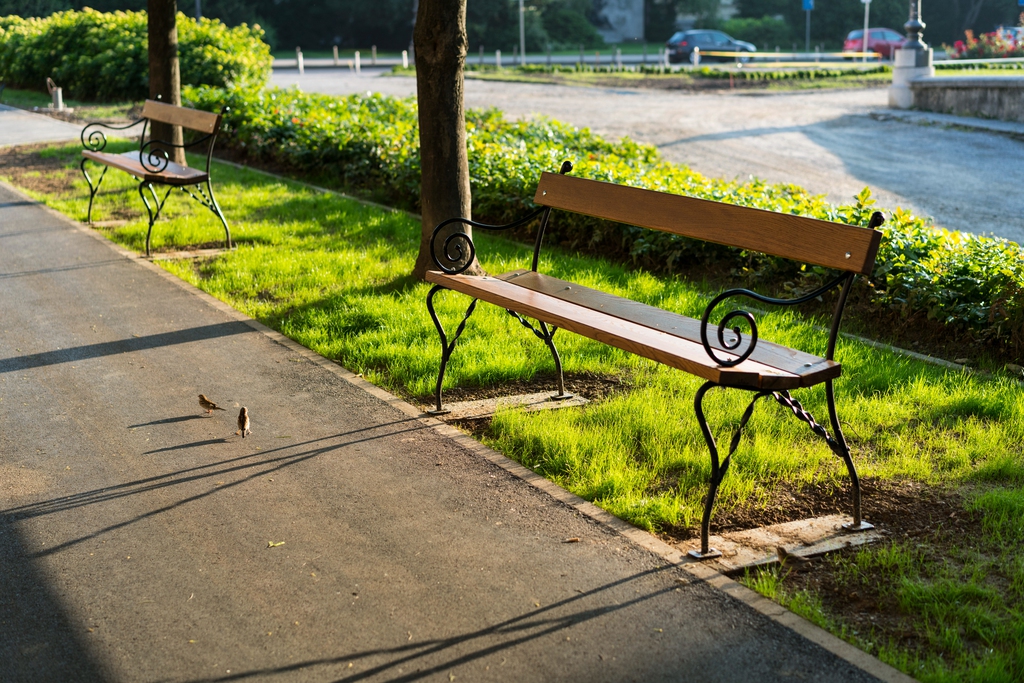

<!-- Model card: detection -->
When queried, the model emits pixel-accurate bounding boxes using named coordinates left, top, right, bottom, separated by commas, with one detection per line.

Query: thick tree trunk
left=148, top=0, right=186, bottom=166
left=412, top=0, right=477, bottom=279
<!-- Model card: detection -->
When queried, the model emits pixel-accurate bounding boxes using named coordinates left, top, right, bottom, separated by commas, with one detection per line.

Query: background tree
left=412, top=0, right=475, bottom=279
left=147, top=0, right=184, bottom=165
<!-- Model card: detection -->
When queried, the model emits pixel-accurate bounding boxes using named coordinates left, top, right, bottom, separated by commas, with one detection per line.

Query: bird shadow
left=128, top=415, right=206, bottom=428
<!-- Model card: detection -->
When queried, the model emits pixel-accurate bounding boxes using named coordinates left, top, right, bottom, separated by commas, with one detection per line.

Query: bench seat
left=81, top=149, right=209, bottom=186
left=426, top=268, right=840, bottom=391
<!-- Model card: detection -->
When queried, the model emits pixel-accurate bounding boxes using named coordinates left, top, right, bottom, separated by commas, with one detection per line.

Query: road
left=271, top=68, right=1024, bottom=245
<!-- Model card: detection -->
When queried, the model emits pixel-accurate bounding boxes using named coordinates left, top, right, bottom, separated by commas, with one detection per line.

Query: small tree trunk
left=412, top=0, right=478, bottom=279
left=148, top=0, right=186, bottom=166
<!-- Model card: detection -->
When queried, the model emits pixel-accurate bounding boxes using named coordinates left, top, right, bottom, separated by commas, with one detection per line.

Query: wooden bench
left=425, top=161, right=885, bottom=558
left=80, top=99, right=231, bottom=257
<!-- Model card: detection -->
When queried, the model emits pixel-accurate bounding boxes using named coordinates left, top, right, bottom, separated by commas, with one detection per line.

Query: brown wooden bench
left=425, top=161, right=885, bottom=558
left=80, top=99, right=231, bottom=257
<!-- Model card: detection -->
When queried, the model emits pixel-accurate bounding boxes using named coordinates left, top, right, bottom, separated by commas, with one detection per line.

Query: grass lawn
left=3, top=141, right=1024, bottom=682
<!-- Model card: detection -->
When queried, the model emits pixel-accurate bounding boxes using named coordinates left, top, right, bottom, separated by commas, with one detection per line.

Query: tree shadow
left=0, top=519, right=110, bottom=682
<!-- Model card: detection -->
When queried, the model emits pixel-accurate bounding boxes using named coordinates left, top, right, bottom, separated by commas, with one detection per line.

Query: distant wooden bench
left=425, top=161, right=884, bottom=558
left=80, top=99, right=230, bottom=257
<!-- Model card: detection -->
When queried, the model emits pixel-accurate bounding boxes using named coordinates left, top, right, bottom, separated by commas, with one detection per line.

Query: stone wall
left=911, top=76, right=1024, bottom=123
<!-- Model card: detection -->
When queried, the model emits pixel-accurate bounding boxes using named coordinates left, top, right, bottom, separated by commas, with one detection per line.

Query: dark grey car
left=666, top=29, right=756, bottom=63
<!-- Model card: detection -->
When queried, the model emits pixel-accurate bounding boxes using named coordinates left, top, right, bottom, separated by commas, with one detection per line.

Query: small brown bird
left=776, top=545, right=813, bottom=567
left=236, top=407, right=251, bottom=438
left=198, top=394, right=226, bottom=414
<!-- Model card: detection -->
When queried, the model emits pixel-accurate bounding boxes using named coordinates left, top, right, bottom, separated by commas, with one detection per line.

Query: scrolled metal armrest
left=138, top=139, right=171, bottom=174
left=80, top=119, right=145, bottom=152
left=699, top=273, right=851, bottom=367
left=428, top=208, right=545, bottom=275
left=700, top=290, right=761, bottom=367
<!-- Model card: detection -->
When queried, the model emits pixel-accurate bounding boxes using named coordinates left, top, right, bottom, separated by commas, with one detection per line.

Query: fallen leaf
left=563, top=537, right=580, bottom=543
left=268, top=541, right=285, bottom=548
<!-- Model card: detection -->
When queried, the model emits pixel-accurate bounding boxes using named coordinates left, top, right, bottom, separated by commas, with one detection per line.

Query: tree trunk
left=148, top=0, right=186, bottom=166
left=411, top=0, right=477, bottom=279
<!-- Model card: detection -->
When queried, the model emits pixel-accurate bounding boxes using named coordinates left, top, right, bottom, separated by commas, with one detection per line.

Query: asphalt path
left=0, top=104, right=83, bottom=147
left=0, top=180, right=903, bottom=681
left=271, top=67, right=1024, bottom=245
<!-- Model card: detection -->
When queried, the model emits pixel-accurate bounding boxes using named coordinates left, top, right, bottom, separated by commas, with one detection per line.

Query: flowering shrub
left=946, top=23, right=1024, bottom=59
left=184, top=85, right=1024, bottom=355
left=0, top=9, right=271, bottom=102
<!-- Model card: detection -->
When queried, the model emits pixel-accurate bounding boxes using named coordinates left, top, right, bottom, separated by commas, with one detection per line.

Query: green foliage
left=0, top=9, right=271, bottom=101
left=183, top=85, right=1024, bottom=356
left=720, top=15, right=792, bottom=49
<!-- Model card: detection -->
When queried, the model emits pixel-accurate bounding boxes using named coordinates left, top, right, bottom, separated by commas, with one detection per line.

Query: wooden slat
left=82, top=150, right=209, bottom=185
left=141, top=100, right=220, bottom=134
left=533, top=173, right=882, bottom=275
left=427, top=271, right=807, bottom=390
left=497, top=269, right=840, bottom=387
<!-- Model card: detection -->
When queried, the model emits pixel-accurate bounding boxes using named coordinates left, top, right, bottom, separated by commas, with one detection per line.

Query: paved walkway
left=0, top=137, right=907, bottom=681
left=0, top=104, right=82, bottom=147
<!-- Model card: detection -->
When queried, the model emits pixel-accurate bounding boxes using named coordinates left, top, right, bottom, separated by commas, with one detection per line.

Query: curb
left=1, top=178, right=917, bottom=683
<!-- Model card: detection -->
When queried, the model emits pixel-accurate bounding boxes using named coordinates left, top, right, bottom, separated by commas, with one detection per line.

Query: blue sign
left=803, top=0, right=814, bottom=9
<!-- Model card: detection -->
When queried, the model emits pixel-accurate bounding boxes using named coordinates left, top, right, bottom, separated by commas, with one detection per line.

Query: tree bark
left=148, top=0, right=186, bottom=166
left=411, top=0, right=477, bottom=279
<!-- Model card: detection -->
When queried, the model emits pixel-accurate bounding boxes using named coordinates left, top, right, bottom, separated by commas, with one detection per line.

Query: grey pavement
left=272, top=69, right=1024, bottom=245
left=0, top=184, right=907, bottom=678
left=0, top=104, right=82, bottom=147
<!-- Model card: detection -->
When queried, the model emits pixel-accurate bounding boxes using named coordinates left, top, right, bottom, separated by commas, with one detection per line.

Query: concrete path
left=0, top=104, right=82, bottom=147
left=272, top=68, right=1024, bottom=245
left=0, top=180, right=910, bottom=682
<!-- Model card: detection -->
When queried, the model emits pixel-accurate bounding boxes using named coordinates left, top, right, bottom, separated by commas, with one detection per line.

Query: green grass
left=7, top=141, right=1024, bottom=681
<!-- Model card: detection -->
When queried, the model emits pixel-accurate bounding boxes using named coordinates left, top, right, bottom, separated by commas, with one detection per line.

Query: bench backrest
left=141, top=100, right=221, bottom=135
left=533, top=172, right=882, bottom=275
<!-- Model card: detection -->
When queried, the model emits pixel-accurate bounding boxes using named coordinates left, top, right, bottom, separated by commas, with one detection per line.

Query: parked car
left=665, top=30, right=756, bottom=64
left=843, top=28, right=907, bottom=59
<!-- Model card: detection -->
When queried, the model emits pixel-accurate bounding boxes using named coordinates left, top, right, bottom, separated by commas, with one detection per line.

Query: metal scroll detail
left=428, top=209, right=545, bottom=275
left=80, top=118, right=146, bottom=152
left=699, top=273, right=850, bottom=367
left=428, top=159, right=573, bottom=275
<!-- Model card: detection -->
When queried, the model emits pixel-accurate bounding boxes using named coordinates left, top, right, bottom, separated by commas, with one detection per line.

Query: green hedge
left=184, top=85, right=1024, bottom=356
left=0, top=9, right=271, bottom=102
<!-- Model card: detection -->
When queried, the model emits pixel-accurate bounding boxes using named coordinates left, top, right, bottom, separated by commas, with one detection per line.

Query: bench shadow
left=0, top=518, right=110, bottom=682
left=0, top=321, right=252, bottom=374
left=177, top=568, right=675, bottom=683
left=1, top=419, right=428, bottom=559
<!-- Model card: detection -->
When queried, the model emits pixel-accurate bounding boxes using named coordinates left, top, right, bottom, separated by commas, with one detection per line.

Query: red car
left=843, top=28, right=907, bottom=59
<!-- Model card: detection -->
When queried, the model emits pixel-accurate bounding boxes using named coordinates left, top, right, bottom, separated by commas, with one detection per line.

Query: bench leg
left=80, top=158, right=107, bottom=224
left=505, top=312, right=573, bottom=401
left=426, top=285, right=479, bottom=415
left=773, top=385, right=871, bottom=532
left=138, top=182, right=173, bottom=258
left=691, top=382, right=772, bottom=559
left=201, top=180, right=231, bottom=250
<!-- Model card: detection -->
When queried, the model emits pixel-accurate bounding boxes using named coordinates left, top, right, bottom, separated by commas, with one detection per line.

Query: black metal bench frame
left=79, top=100, right=231, bottom=257
left=424, top=160, right=885, bottom=558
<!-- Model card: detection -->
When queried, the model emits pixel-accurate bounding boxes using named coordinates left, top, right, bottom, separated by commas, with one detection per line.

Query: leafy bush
left=183, top=85, right=1024, bottom=356
left=720, top=15, right=792, bottom=50
left=0, top=9, right=271, bottom=102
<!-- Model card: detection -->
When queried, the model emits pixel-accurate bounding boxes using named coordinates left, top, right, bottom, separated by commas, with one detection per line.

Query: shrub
left=720, top=15, right=792, bottom=50
left=183, top=85, right=1024, bottom=357
left=0, top=9, right=271, bottom=102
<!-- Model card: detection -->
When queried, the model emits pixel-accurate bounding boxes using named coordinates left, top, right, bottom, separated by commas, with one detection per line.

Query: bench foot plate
left=842, top=520, right=874, bottom=532
left=688, top=548, right=723, bottom=560
left=426, top=408, right=451, bottom=417
left=549, top=392, right=574, bottom=401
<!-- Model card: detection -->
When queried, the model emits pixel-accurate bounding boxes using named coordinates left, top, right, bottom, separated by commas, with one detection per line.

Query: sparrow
left=776, top=545, right=813, bottom=567
left=236, top=406, right=251, bottom=438
left=198, top=394, right=226, bottom=414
